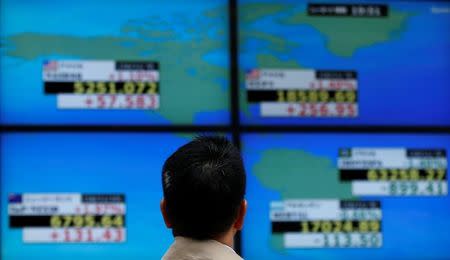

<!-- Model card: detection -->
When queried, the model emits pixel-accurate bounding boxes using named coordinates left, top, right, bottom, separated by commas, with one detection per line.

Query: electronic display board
left=0, top=0, right=229, bottom=125
left=240, top=0, right=450, bottom=126
left=242, top=133, right=450, bottom=259
left=0, top=133, right=207, bottom=259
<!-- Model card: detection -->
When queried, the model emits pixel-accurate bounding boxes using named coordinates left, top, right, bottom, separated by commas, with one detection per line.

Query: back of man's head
left=161, top=136, right=246, bottom=240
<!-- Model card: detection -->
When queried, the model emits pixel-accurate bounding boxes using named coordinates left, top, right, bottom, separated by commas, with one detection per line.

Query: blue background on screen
left=239, top=0, right=450, bottom=126
left=242, top=133, right=450, bottom=259
left=0, top=0, right=229, bottom=125
left=1, top=133, right=195, bottom=259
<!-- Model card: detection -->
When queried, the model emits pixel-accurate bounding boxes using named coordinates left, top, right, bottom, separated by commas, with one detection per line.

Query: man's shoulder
left=162, top=237, right=243, bottom=260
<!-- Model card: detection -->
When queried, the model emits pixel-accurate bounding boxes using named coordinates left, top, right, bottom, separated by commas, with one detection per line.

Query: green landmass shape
left=239, top=3, right=299, bottom=53
left=256, top=54, right=302, bottom=68
left=280, top=9, right=412, bottom=57
left=254, top=149, right=352, bottom=199
left=2, top=11, right=229, bottom=124
left=121, top=25, right=176, bottom=39
left=240, top=31, right=300, bottom=53
left=240, top=3, right=294, bottom=23
left=253, top=149, right=354, bottom=250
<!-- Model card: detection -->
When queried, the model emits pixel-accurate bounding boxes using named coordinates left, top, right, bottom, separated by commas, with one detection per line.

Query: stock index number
left=73, top=82, right=157, bottom=95
left=50, top=215, right=124, bottom=228
left=276, top=90, right=356, bottom=103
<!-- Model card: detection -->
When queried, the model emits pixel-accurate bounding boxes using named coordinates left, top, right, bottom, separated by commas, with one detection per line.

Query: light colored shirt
left=162, top=236, right=243, bottom=260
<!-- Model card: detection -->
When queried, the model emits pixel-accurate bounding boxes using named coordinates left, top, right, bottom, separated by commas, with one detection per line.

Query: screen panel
left=0, top=132, right=222, bottom=259
left=0, top=0, right=229, bottom=125
left=239, top=0, right=450, bottom=126
left=242, top=133, right=450, bottom=259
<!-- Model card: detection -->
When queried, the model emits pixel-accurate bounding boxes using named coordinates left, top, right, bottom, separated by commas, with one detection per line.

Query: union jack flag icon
left=8, top=193, right=22, bottom=203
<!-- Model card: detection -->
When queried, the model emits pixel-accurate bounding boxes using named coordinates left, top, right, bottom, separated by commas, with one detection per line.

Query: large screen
left=239, top=0, right=450, bottom=126
left=242, top=133, right=450, bottom=259
left=0, top=133, right=200, bottom=259
left=0, top=0, right=229, bottom=125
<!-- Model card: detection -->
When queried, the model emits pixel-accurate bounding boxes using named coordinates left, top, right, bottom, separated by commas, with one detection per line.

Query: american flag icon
left=246, top=69, right=260, bottom=80
left=43, top=60, right=58, bottom=71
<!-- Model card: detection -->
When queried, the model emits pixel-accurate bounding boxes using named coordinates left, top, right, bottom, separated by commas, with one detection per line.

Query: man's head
left=161, top=136, right=246, bottom=240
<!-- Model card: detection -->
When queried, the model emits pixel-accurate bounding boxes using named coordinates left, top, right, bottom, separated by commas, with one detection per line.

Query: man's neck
left=213, top=229, right=235, bottom=248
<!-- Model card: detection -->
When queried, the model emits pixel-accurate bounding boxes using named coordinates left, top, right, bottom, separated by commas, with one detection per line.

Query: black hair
left=162, top=136, right=246, bottom=240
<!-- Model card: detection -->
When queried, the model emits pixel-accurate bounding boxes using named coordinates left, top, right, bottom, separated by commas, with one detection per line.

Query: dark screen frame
left=1, top=0, right=450, bottom=257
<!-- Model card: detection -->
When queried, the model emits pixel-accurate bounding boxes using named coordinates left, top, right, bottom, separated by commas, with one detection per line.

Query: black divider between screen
left=229, top=0, right=243, bottom=255
left=0, top=125, right=231, bottom=133
left=2, top=125, right=450, bottom=134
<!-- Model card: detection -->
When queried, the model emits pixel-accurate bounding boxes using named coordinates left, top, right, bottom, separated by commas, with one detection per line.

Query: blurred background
left=1, top=0, right=449, bottom=259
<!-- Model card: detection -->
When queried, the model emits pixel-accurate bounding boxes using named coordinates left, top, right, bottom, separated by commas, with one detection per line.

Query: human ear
left=160, top=199, right=172, bottom=228
left=233, top=199, right=247, bottom=230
